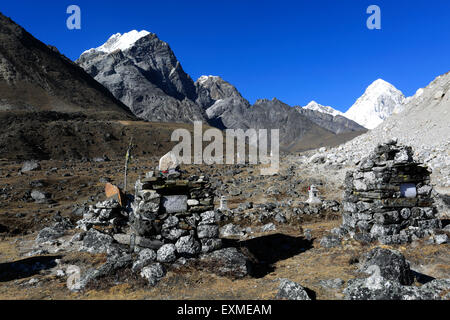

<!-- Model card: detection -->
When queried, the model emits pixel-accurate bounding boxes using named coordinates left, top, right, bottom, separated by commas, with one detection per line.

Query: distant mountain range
left=76, top=30, right=371, bottom=149
left=76, top=30, right=412, bottom=132
left=295, top=104, right=366, bottom=134
left=0, top=15, right=440, bottom=157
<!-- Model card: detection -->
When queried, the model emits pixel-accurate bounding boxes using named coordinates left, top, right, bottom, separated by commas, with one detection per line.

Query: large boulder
left=79, top=229, right=115, bottom=254
left=159, top=151, right=180, bottom=171
left=344, top=266, right=446, bottom=300
left=175, top=235, right=201, bottom=257
left=360, top=247, right=413, bottom=285
left=200, top=247, right=251, bottom=278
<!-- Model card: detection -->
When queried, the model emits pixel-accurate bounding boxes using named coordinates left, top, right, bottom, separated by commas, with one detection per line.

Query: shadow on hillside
left=223, top=233, right=314, bottom=278
left=0, top=255, right=62, bottom=282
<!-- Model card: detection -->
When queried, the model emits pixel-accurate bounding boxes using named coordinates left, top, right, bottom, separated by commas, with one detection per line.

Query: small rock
left=140, top=263, right=166, bottom=286
left=319, top=234, right=341, bottom=248
left=31, top=190, right=51, bottom=204
left=36, top=227, right=65, bottom=244
left=159, top=151, right=180, bottom=171
left=157, top=244, right=177, bottom=263
left=220, top=223, right=244, bottom=237
left=56, top=269, right=65, bottom=277
left=434, top=234, right=448, bottom=244
left=175, top=235, right=201, bottom=257
left=132, top=249, right=157, bottom=272
left=187, top=199, right=200, bottom=206
left=274, top=213, right=287, bottom=224
left=79, top=229, right=115, bottom=254
left=21, top=160, right=41, bottom=173
left=276, top=279, right=311, bottom=300
left=197, top=224, right=219, bottom=239
left=261, top=223, right=276, bottom=232
left=318, top=278, right=345, bottom=289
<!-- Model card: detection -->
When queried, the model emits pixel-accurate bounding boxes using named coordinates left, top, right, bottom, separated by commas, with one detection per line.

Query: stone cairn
left=129, top=170, right=222, bottom=255
left=340, top=140, right=441, bottom=244
left=77, top=168, right=223, bottom=260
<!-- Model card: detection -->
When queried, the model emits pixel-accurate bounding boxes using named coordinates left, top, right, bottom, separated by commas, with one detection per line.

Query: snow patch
left=197, top=75, right=220, bottom=85
left=303, top=101, right=344, bottom=117
left=82, top=30, right=150, bottom=55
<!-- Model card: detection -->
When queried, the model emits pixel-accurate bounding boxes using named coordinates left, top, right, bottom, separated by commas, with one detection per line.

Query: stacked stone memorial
left=130, top=170, right=222, bottom=255
left=340, top=140, right=442, bottom=244
left=74, top=166, right=225, bottom=287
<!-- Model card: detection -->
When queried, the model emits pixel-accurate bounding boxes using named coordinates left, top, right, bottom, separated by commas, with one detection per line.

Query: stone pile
left=223, top=199, right=340, bottom=227
left=78, top=170, right=223, bottom=254
left=70, top=169, right=236, bottom=287
left=129, top=171, right=222, bottom=255
left=340, top=140, right=442, bottom=244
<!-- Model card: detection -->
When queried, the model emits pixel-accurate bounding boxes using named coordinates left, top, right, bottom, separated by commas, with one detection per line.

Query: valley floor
left=0, top=157, right=449, bottom=300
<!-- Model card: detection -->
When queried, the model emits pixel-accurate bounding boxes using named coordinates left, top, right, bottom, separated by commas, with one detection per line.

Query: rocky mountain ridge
left=296, top=105, right=367, bottom=134
left=77, top=31, right=205, bottom=123
left=0, top=12, right=133, bottom=117
left=76, top=31, right=367, bottom=150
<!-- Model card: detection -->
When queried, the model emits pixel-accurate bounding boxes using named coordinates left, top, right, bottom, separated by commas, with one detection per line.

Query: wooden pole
left=124, top=137, right=133, bottom=192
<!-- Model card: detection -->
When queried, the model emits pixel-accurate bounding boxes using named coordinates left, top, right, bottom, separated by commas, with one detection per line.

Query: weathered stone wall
left=77, top=171, right=223, bottom=258
left=129, top=172, right=222, bottom=256
left=340, top=141, right=441, bottom=244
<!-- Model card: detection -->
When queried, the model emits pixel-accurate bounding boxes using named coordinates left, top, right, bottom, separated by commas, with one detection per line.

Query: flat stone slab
left=162, top=195, right=188, bottom=213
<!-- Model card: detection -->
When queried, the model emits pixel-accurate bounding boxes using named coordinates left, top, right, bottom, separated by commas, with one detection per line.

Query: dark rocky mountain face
left=241, top=99, right=342, bottom=150
left=200, top=94, right=336, bottom=150
left=195, top=75, right=252, bottom=129
left=295, top=107, right=367, bottom=134
left=77, top=33, right=205, bottom=123
left=194, top=76, right=366, bottom=150
left=0, top=12, right=132, bottom=117
left=195, top=75, right=246, bottom=110
left=75, top=28, right=366, bottom=150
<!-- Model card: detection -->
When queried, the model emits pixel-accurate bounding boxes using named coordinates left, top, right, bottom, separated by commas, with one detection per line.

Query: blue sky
left=1, top=0, right=449, bottom=112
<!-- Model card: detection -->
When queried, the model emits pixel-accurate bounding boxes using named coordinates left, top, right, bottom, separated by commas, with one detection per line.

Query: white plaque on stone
left=400, top=183, right=417, bottom=198
left=162, top=195, right=187, bottom=213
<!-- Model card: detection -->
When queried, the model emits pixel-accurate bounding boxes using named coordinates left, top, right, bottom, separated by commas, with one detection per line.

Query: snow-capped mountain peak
left=344, top=79, right=405, bottom=129
left=82, top=30, right=150, bottom=55
left=303, top=101, right=344, bottom=117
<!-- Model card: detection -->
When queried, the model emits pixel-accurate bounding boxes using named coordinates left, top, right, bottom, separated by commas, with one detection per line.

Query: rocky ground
left=0, top=150, right=449, bottom=300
